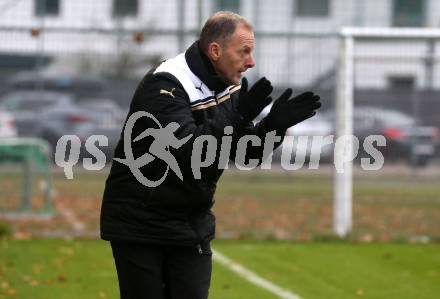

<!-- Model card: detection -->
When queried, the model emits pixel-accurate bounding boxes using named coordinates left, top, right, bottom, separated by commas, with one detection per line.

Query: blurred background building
left=0, top=0, right=440, bottom=86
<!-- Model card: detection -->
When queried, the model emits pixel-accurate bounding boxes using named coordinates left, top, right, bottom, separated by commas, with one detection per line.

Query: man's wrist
left=224, top=109, right=247, bottom=129
left=261, top=117, right=286, bottom=136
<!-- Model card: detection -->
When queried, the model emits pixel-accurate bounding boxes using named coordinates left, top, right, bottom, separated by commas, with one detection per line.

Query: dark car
left=0, top=91, right=75, bottom=136
left=79, top=99, right=127, bottom=126
left=39, top=105, right=123, bottom=161
left=0, top=91, right=124, bottom=161
left=6, top=73, right=108, bottom=100
left=322, top=107, right=438, bottom=166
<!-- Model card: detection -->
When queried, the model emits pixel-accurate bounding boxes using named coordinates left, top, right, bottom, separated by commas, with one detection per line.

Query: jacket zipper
left=186, top=213, right=205, bottom=255
left=196, top=243, right=203, bottom=255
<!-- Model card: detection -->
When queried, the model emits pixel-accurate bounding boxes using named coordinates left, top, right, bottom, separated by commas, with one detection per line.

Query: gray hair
left=199, top=11, right=253, bottom=54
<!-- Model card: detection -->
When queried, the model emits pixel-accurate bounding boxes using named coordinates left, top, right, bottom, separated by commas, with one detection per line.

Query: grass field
left=2, top=166, right=438, bottom=241
left=1, top=238, right=439, bottom=299
left=1, top=166, right=440, bottom=298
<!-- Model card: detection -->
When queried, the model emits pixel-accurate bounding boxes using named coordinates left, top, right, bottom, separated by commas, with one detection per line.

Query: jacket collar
left=185, top=41, right=229, bottom=94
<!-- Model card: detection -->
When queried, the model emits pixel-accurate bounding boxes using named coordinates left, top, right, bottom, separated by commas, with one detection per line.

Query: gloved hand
left=237, top=77, right=273, bottom=122
left=264, top=89, right=321, bottom=131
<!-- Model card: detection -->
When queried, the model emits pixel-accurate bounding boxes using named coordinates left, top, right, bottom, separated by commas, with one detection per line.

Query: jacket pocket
left=189, top=209, right=216, bottom=244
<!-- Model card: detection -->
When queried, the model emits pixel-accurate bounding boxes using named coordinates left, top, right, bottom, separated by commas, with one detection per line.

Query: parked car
left=0, top=91, right=124, bottom=161
left=6, top=72, right=108, bottom=100
left=0, top=91, right=75, bottom=136
left=321, top=106, right=438, bottom=166
left=79, top=99, right=127, bottom=127
left=40, top=100, right=125, bottom=161
left=0, top=110, right=17, bottom=138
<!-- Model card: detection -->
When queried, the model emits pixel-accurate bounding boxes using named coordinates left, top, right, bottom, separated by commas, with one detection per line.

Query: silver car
left=0, top=110, right=17, bottom=138
left=0, top=91, right=75, bottom=137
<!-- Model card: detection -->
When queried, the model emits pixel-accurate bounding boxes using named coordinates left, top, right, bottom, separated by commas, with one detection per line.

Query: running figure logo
left=114, top=111, right=192, bottom=187
left=160, top=88, right=176, bottom=98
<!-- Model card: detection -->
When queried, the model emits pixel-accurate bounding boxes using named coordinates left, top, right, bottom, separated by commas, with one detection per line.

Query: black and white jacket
left=100, top=42, right=284, bottom=249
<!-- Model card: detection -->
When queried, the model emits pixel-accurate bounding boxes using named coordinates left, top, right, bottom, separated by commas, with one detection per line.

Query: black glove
left=236, top=77, right=273, bottom=122
left=264, top=89, right=321, bottom=131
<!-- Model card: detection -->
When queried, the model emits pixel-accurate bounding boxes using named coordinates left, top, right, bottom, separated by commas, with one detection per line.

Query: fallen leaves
left=58, top=246, right=75, bottom=257
left=21, top=275, right=38, bottom=287
left=31, top=264, right=43, bottom=275
left=0, top=281, right=9, bottom=289
left=0, top=281, right=16, bottom=297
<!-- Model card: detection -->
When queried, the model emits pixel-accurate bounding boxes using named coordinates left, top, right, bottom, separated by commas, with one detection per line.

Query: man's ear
left=207, top=42, right=222, bottom=61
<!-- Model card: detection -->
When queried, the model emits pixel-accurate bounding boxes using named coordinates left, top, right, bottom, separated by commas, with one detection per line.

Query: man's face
left=210, top=24, right=256, bottom=85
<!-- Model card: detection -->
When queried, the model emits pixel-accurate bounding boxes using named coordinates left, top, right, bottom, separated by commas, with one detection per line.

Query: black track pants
left=110, top=241, right=212, bottom=299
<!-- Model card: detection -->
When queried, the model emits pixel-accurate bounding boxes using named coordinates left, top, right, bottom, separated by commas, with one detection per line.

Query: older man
left=101, top=11, right=321, bottom=299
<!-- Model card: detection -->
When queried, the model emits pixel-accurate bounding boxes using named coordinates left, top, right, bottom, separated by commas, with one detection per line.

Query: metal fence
left=0, top=1, right=439, bottom=116
left=0, top=0, right=439, bottom=241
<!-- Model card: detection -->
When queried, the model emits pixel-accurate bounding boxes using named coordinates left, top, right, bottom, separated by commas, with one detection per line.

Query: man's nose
left=245, top=54, right=256, bottom=68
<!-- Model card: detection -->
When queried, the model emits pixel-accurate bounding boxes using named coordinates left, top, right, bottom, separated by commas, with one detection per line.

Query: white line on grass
left=57, top=204, right=85, bottom=232
left=212, top=249, right=303, bottom=299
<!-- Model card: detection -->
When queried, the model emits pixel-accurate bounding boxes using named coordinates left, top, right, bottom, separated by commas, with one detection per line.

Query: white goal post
left=334, top=27, right=440, bottom=237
